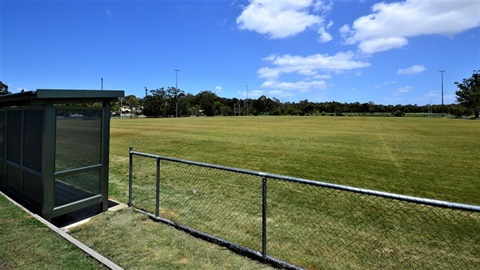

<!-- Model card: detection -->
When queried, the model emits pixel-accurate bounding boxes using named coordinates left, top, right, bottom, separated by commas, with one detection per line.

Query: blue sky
left=1, top=0, right=479, bottom=105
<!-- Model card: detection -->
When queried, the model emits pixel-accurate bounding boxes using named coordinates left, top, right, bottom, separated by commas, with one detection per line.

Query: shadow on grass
left=52, top=200, right=119, bottom=228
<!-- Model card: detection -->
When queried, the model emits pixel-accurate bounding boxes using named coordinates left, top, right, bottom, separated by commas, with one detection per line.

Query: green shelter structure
left=0, top=89, right=124, bottom=221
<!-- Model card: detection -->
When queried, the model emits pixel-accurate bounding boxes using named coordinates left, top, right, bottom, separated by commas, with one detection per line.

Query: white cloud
left=397, top=65, right=426, bottom=75
left=418, top=90, right=439, bottom=104
left=248, top=90, right=264, bottom=99
left=394, top=85, right=413, bottom=95
left=258, top=51, right=370, bottom=79
left=339, top=24, right=352, bottom=39
left=358, top=37, right=408, bottom=54
left=268, top=89, right=295, bottom=98
left=236, top=0, right=333, bottom=41
left=318, top=26, right=332, bottom=43
left=376, top=80, right=396, bottom=88
left=261, top=79, right=329, bottom=92
left=257, top=51, right=369, bottom=98
left=215, top=86, right=223, bottom=92
left=342, top=0, right=480, bottom=54
left=236, top=0, right=320, bottom=39
left=313, top=74, right=331, bottom=80
left=313, top=0, right=333, bottom=13
left=237, top=89, right=265, bottom=99
left=317, top=20, right=333, bottom=43
left=257, top=67, right=280, bottom=79
left=375, top=81, right=397, bottom=89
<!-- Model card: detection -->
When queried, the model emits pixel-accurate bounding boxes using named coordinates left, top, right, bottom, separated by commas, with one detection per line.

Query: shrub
left=392, top=110, right=405, bottom=117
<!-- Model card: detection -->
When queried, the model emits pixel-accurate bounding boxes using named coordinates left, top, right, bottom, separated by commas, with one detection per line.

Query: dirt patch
left=0, top=260, right=13, bottom=270
left=160, top=209, right=179, bottom=220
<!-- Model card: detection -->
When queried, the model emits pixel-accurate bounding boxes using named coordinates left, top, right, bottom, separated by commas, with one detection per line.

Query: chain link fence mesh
left=129, top=151, right=480, bottom=269
left=158, top=159, right=262, bottom=252
left=130, top=154, right=157, bottom=214
left=267, top=179, right=480, bottom=269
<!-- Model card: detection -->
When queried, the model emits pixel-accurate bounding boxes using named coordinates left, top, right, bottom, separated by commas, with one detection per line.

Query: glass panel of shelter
left=54, top=108, right=102, bottom=207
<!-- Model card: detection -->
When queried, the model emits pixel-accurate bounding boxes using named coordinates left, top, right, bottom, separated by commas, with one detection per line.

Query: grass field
left=0, top=117, right=480, bottom=269
left=107, top=116, right=479, bottom=205
left=83, top=115, right=479, bottom=268
left=5, top=116, right=477, bottom=269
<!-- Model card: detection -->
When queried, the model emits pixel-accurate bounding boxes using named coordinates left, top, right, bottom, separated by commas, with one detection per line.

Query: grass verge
left=0, top=193, right=107, bottom=270
left=70, top=207, right=273, bottom=270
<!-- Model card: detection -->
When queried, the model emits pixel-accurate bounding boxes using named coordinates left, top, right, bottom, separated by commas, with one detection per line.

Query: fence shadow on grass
left=128, top=147, right=480, bottom=270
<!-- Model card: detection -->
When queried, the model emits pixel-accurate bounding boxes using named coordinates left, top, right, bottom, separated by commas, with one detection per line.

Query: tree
left=181, top=93, right=196, bottom=116
left=166, top=87, right=184, bottom=117
left=455, top=70, right=480, bottom=119
left=142, top=88, right=168, bottom=117
left=124, top=95, right=140, bottom=117
left=0, top=81, right=10, bottom=95
left=196, top=91, right=218, bottom=116
left=252, top=95, right=268, bottom=115
left=111, top=99, right=121, bottom=115
left=392, top=110, right=405, bottom=117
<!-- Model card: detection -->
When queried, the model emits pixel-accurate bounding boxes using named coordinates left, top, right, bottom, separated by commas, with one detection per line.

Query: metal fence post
left=262, top=175, right=268, bottom=260
left=155, top=157, right=161, bottom=217
left=128, top=146, right=133, bottom=207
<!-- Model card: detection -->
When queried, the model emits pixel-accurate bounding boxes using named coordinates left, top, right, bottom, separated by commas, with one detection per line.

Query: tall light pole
left=175, top=69, right=180, bottom=118
left=246, top=84, right=249, bottom=116
left=440, top=70, right=445, bottom=117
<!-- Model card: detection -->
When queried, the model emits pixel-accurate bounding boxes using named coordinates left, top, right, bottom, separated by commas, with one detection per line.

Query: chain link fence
left=128, top=148, right=480, bottom=269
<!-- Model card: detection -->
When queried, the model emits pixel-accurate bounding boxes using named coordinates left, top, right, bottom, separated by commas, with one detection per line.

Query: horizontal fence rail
left=128, top=147, right=480, bottom=269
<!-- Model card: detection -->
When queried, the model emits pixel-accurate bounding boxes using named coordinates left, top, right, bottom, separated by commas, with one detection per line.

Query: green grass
left=108, top=116, right=479, bottom=205
left=71, top=207, right=273, bottom=270
left=0, top=194, right=106, bottom=270
left=4, top=116, right=479, bottom=269
left=97, top=116, right=479, bottom=269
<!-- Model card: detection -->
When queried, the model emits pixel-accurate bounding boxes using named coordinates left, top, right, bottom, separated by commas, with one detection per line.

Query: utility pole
left=440, top=70, right=445, bottom=117
left=101, top=78, right=103, bottom=90
left=175, top=69, right=180, bottom=118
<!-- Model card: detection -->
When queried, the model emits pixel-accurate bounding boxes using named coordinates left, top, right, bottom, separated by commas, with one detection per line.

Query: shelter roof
left=0, top=89, right=124, bottom=106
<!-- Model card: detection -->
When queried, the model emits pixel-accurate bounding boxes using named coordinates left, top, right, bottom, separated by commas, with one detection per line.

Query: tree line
left=118, top=70, right=480, bottom=118
left=116, top=88, right=470, bottom=118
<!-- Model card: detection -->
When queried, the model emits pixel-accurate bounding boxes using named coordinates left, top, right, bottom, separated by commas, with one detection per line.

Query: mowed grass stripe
left=109, top=116, right=479, bottom=205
